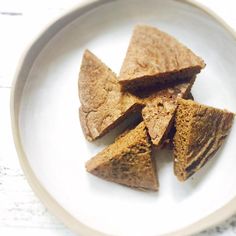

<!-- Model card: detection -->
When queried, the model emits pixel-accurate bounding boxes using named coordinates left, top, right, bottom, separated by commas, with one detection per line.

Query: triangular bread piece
left=86, top=122, right=159, bottom=191
left=142, top=98, right=177, bottom=147
left=119, top=25, right=205, bottom=91
left=141, top=77, right=195, bottom=147
left=79, top=50, right=143, bottom=141
left=173, top=99, right=234, bottom=181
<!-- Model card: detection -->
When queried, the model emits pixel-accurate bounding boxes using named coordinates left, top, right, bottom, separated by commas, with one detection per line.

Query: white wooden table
left=0, top=0, right=236, bottom=235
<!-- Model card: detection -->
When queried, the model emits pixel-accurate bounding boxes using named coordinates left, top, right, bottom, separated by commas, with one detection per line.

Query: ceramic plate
left=11, top=0, right=236, bottom=235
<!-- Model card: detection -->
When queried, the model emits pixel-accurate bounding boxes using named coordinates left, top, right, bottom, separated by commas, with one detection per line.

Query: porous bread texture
left=141, top=77, right=195, bottom=147
left=86, top=122, right=159, bottom=191
left=119, top=25, right=205, bottom=91
left=142, top=98, right=177, bottom=147
left=173, top=98, right=234, bottom=181
left=79, top=50, right=143, bottom=141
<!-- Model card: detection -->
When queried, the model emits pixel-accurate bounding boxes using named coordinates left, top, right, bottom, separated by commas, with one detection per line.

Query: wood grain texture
left=0, top=0, right=236, bottom=235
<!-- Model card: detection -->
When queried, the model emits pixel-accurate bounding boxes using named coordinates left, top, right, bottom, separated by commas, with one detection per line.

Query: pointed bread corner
left=173, top=99, right=234, bottom=181
left=78, top=50, right=142, bottom=141
left=86, top=122, right=159, bottom=191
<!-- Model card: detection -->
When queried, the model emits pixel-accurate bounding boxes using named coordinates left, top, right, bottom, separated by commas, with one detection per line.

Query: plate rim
left=10, top=0, right=236, bottom=235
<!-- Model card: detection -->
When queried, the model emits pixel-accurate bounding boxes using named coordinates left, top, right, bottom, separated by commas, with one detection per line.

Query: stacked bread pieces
left=78, top=25, right=234, bottom=191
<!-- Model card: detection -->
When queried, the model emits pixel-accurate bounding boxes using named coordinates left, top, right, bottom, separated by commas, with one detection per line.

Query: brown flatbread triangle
left=173, top=98, right=234, bottom=181
left=142, top=98, right=177, bottom=148
left=86, top=122, right=159, bottom=191
left=119, top=25, right=205, bottom=91
left=78, top=50, right=143, bottom=141
left=141, top=77, right=195, bottom=147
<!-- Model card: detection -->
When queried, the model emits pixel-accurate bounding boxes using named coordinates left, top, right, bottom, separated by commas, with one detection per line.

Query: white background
left=0, top=0, right=236, bottom=235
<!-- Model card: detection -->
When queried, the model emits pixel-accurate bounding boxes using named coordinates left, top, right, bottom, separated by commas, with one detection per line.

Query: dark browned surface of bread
left=119, top=25, right=205, bottom=91
left=78, top=50, right=143, bottom=141
left=187, top=93, right=194, bottom=101
left=86, top=122, right=159, bottom=191
left=161, top=125, right=176, bottom=149
left=173, top=99, right=234, bottom=181
left=132, top=76, right=195, bottom=103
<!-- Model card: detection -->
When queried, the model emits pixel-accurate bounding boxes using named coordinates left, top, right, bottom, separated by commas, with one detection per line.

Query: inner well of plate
left=16, top=0, right=236, bottom=235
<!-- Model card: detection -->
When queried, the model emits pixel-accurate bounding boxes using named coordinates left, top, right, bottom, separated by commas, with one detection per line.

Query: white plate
left=11, top=0, right=236, bottom=235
